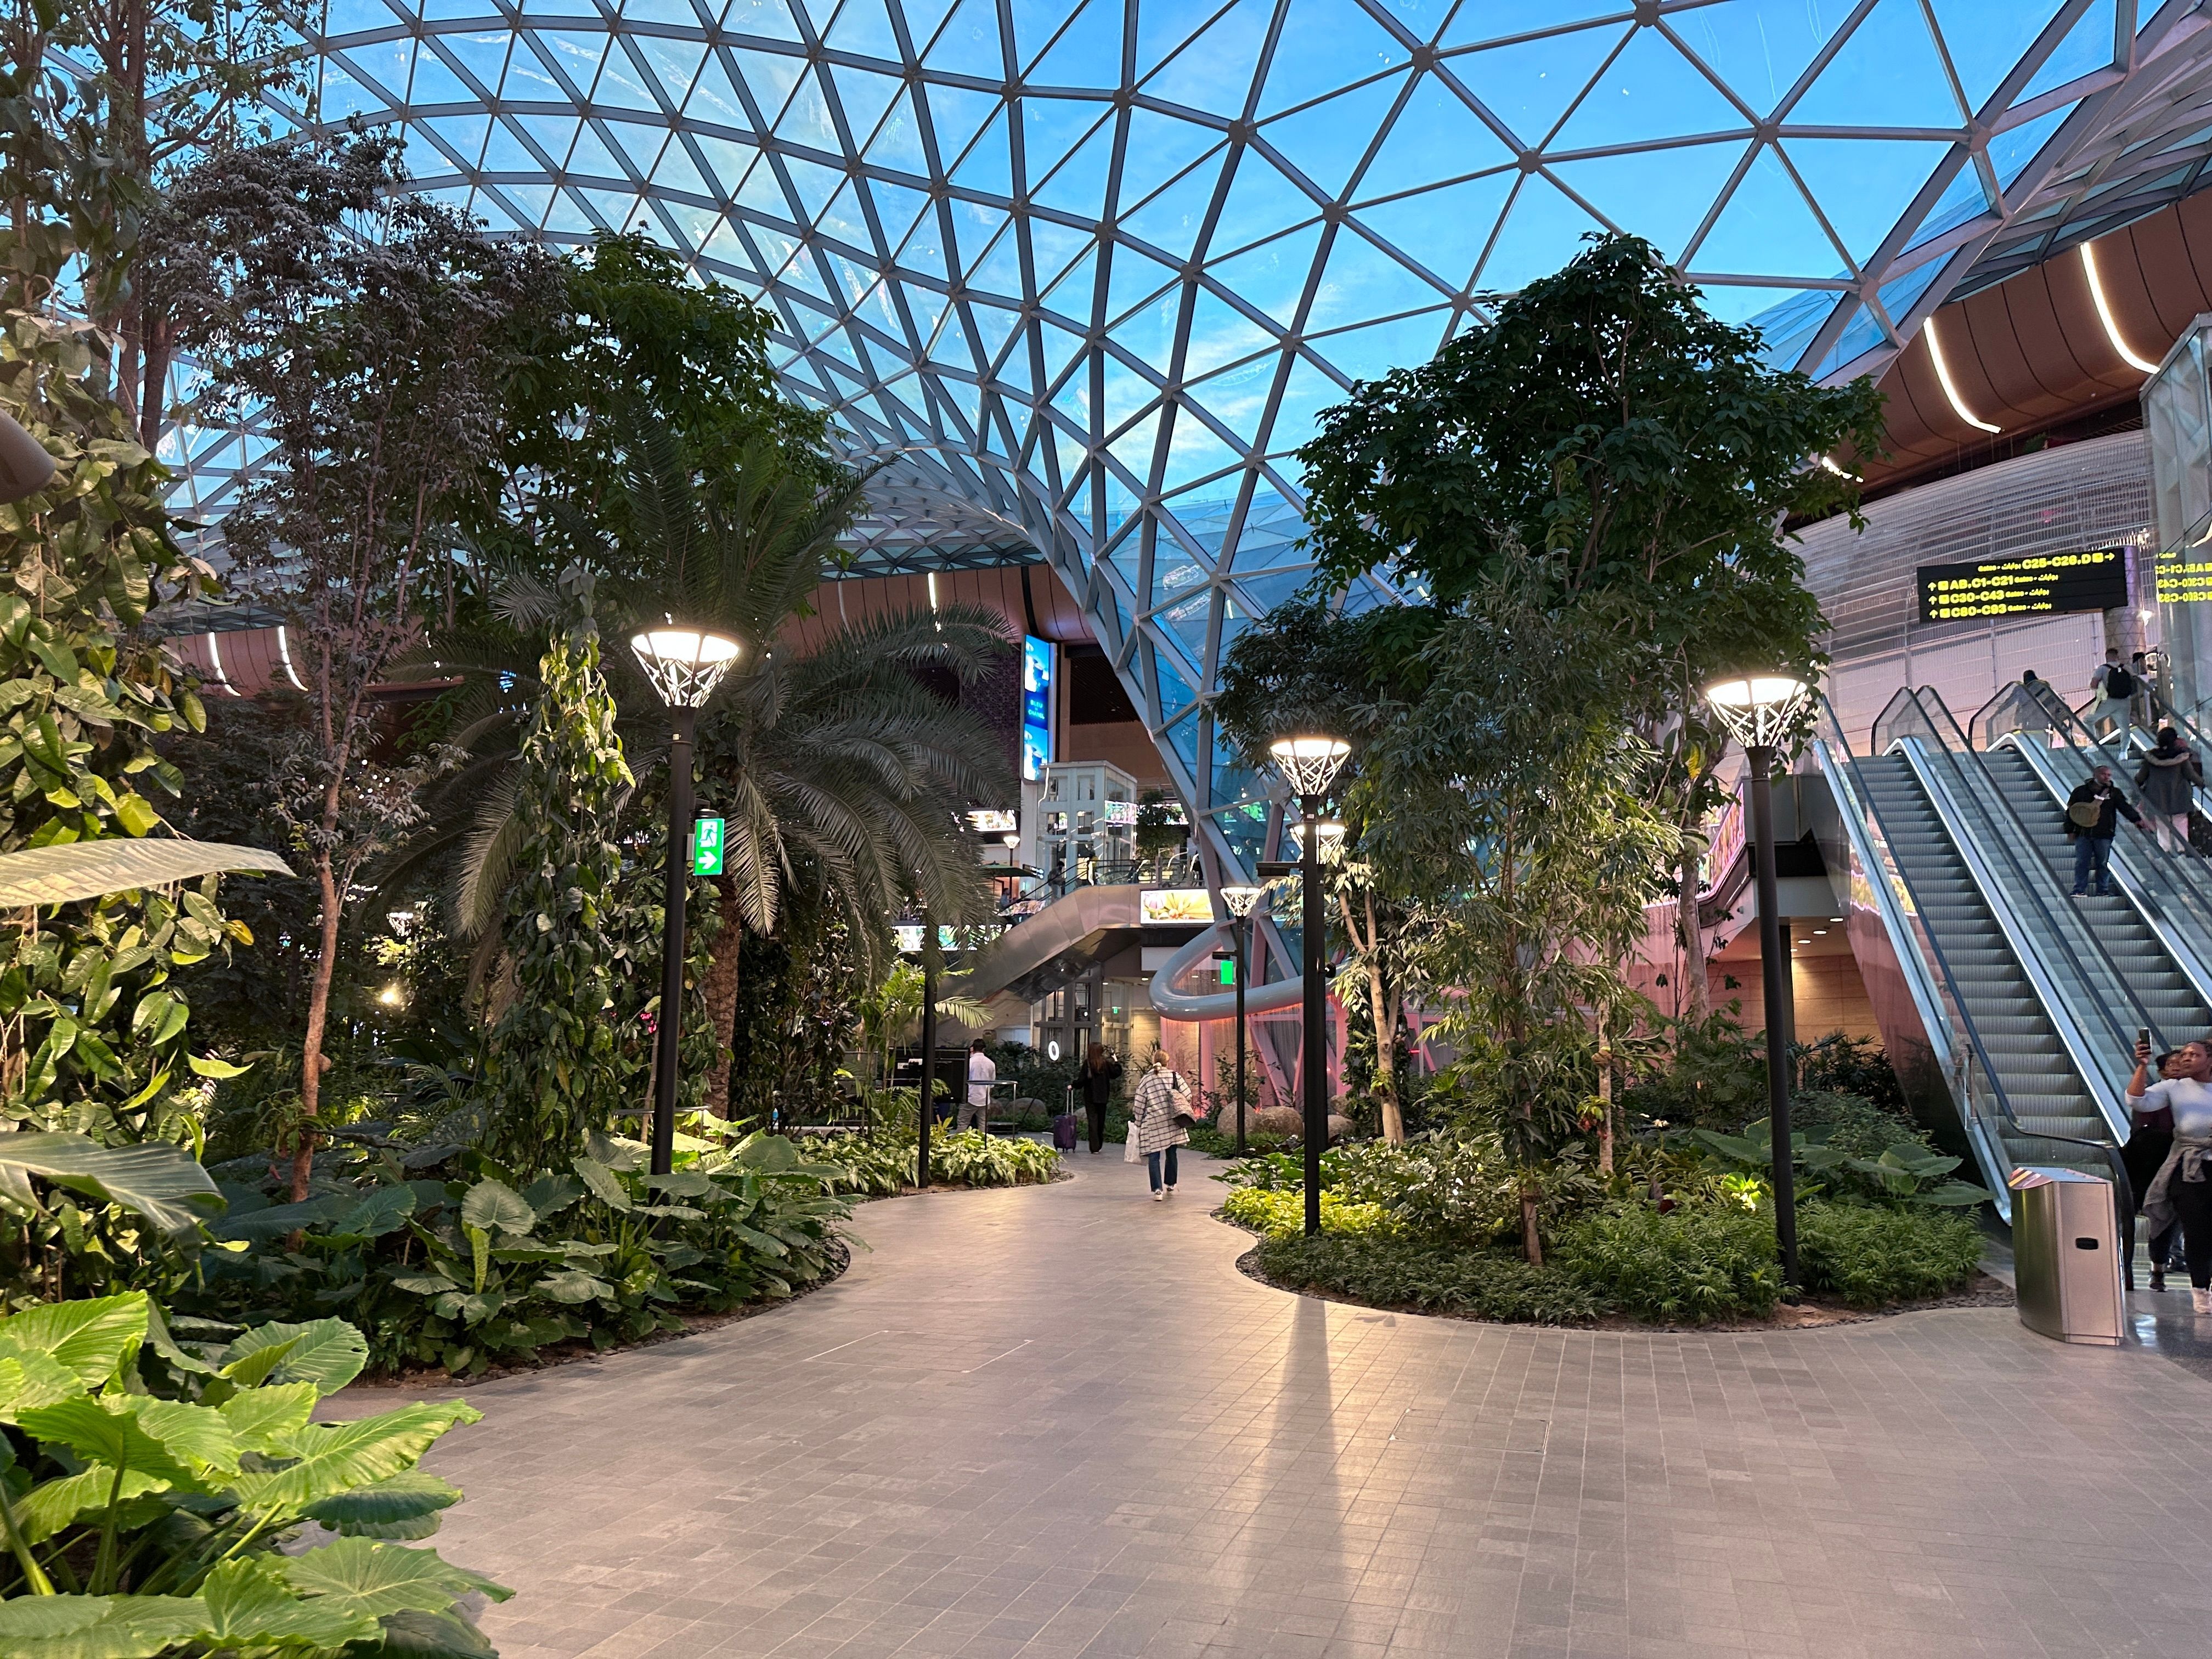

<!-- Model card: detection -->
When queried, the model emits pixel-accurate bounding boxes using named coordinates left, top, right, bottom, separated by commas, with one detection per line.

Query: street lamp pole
left=1222, top=885, right=1261, bottom=1155
left=1265, top=737, right=1351, bottom=1238
left=630, top=625, right=743, bottom=1177
left=918, top=917, right=936, bottom=1192
left=1705, top=676, right=1815, bottom=1288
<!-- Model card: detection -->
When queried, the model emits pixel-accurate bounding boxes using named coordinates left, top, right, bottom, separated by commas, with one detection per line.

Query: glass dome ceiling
left=171, top=0, right=2212, bottom=872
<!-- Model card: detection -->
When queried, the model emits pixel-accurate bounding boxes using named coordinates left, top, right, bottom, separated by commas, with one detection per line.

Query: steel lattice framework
left=159, top=0, right=2212, bottom=873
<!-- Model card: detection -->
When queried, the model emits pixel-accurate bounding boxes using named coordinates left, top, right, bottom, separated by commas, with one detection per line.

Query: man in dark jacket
left=2068, top=764, right=2143, bottom=897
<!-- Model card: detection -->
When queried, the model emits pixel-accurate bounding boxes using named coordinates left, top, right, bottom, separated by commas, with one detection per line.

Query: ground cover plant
left=0, top=1288, right=502, bottom=1651
left=814, top=1131, right=1060, bottom=1197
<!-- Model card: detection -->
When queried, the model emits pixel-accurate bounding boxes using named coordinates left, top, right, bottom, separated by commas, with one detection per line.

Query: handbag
left=2068, top=798, right=2102, bottom=829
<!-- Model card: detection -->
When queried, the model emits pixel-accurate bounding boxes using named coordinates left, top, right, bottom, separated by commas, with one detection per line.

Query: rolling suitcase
left=1052, top=1085, right=1079, bottom=1151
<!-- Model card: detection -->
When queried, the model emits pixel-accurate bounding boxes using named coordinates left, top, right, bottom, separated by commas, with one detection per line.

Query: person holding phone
left=1129, top=1045, right=1192, bottom=1200
left=2128, top=1036, right=2212, bottom=1313
left=1079, top=1043, right=1122, bottom=1154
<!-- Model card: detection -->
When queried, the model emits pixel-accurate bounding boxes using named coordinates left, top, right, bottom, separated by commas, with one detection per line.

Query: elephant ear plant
left=0, top=1289, right=506, bottom=1655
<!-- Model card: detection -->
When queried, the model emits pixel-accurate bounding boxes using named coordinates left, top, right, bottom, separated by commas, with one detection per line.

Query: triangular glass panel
left=1548, top=139, right=1750, bottom=261
left=656, top=137, right=718, bottom=202
left=1685, top=143, right=1840, bottom=278
left=635, top=33, right=708, bottom=104
left=1787, top=0, right=1964, bottom=130
left=1308, top=233, right=1448, bottom=334
left=316, top=60, right=382, bottom=123
left=1550, top=24, right=1753, bottom=152
left=579, top=187, right=639, bottom=228
left=1107, top=297, right=1179, bottom=393
left=1024, top=0, right=1124, bottom=89
left=1447, top=22, right=1629, bottom=152
left=1873, top=257, right=1944, bottom=328
left=828, top=62, right=905, bottom=144
left=1255, top=0, right=1408, bottom=116
left=1182, top=286, right=1276, bottom=380
left=1119, top=165, right=1215, bottom=266
left=1103, top=359, right=1159, bottom=433
left=606, top=121, right=667, bottom=180
left=1189, top=349, right=1282, bottom=449
left=1140, top=0, right=1269, bottom=112
left=951, top=109, right=1014, bottom=199
left=826, top=0, right=901, bottom=59
left=1022, top=98, right=1109, bottom=196
left=1668, top=0, right=1844, bottom=121
left=775, top=71, right=840, bottom=149
left=901, top=0, right=962, bottom=58
left=399, top=125, right=458, bottom=180
left=407, top=44, right=477, bottom=107
left=536, top=31, right=609, bottom=97
left=593, top=43, right=665, bottom=113
left=924, top=84, right=1001, bottom=171
left=697, top=216, right=761, bottom=275
left=728, top=47, right=805, bottom=123
left=1783, top=136, right=1950, bottom=265
left=866, top=88, right=928, bottom=171
left=324, top=0, right=395, bottom=33
left=441, top=30, right=512, bottom=94
left=1989, top=104, right=2072, bottom=190
left=1811, top=301, right=1887, bottom=378
left=1104, top=245, right=1182, bottom=326
left=495, top=182, right=558, bottom=228
left=693, top=133, right=761, bottom=196
left=1353, top=73, right=1514, bottom=200
left=780, top=154, right=845, bottom=221
left=2025, top=0, right=2118, bottom=99
left=1206, top=153, right=1320, bottom=260
left=1730, top=287, right=1838, bottom=369
left=485, top=116, right=552, bottom=173
left=563, top=121, right=627, bottom=182
left=1042, top=251, right=1097, bottom=323
left=422, top=113, right=492, bottom=167
left=1026, top=217, right=1091, bottom=291
left=965, top=224, right=1027, bottom=300
left=867, top=177, right=934, bottom=249
left=342, top=35, right=413, bottom=103
left=922, top=0, right=1007, bottom=81
left=968, top=299, right=1022, bottom=362
left=1264, top=355, right=1351, bottom=457
left=499, top=36, right=562, bottom=100
left=1311, top=311, right=1449, bottom=385
left=1162, top=410, right=1244, bottom=496
left=815, top=178, right=870, bottom=246
left=1351, top=172, right=1513, bottom=294
left=1470, top=173, right=1607, bottom=293
left=1261, top=73, right=1407, bottom=201
left=620, top=0, right=701, bottom=26
left=1922, top=2, right=2059, bottom=117
left=1153, top=650, right=1199, bottom=728
left=1903, top=155, right=1993, bottom=253
left=667, top=202, right=725, bottom=256
left=546, top=187, right=596, bottom=235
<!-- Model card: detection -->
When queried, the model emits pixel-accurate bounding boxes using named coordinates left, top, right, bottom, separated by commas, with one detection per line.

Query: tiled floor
left=383, top=1149, right=2212, bottom=1659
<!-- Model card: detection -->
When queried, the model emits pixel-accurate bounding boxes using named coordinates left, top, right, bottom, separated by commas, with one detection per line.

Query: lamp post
left=1265, top=735, right=1351, bottom=1237
left=630, top=625, right=743, bottom=1176
left=1704, top=675, right=1815, bottom=1286
left=917, top=916, right=936, bottom=1191
left=1221, top=884, right=1261, bottom=1154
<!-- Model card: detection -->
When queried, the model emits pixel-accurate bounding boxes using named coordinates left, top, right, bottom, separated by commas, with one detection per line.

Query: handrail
left=1880, top=687, right=2166, bottom=1130
left=1962, top=1040, right=2139, bottom=1286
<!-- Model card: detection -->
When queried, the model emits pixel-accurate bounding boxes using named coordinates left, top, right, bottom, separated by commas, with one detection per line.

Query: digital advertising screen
left=1021, top=635, right=1053, bottom=782
left=1915, top=547, right=2128, bottom=623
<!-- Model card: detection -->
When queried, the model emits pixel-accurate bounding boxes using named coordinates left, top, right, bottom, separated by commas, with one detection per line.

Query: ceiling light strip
left=2079, top=240, right=2159, bottom=373
left=1922, top=314, right=2000, bottom=434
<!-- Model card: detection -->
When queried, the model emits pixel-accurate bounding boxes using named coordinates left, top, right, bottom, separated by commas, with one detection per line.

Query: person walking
left=1079, top=1042, right=1122, bottom=1154
left=2131, top=650, right=2156, bottom=730
left=1129, top=1045, right=1192, bottom=1201
left=2128, top=1036, right=2212, bottom=1313
left=2091, top=648, right=2138, bottom=749
left=2135, top=725, right=2201, bottom=854
left=2067, top=763, right=2142, bottom=897
left=957, top=1039, right=995, bottom=1132
left=2013, top=670, right=2056, bottom=746
left=2127, top=1050, right=2186, bottom=1291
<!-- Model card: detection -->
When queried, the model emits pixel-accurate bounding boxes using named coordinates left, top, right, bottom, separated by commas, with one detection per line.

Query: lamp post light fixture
left=1263, top=733, right=1351, bottom=1237
left=1220, top=884, right=1262, bottom=1155
left=1704, top=675, right=1816, bottom=1286
left=631, top=625, right=743, bottom=1176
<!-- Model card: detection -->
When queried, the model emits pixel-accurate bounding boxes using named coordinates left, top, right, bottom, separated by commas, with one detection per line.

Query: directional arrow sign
left=691, top=816, right=725, bottom=876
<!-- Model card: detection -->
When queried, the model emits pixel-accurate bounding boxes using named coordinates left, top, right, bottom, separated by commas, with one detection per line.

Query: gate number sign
left=691, top=816, right=725, bottom=876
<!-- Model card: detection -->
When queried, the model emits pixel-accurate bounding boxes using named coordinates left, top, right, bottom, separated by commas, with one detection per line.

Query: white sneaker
left=1165, top=1185, right=1177, bottom=1197
left=1152, top=1189, right=1165, bottom=1201
left=2194, top=1288, right=2211, bottom=1316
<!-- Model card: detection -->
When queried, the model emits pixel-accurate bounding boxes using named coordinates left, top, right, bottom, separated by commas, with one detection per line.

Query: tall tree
left=177, top=137, right=559, bottom=1197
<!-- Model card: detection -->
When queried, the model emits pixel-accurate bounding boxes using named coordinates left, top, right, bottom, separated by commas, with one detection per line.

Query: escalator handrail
left=1884, top=687, right=2176, bottom=1078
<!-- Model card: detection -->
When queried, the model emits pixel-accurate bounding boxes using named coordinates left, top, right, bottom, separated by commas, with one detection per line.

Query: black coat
left=1080, top=1058, right=1122, bottom=1107
left=2066, top=780, right=2141, bottom=840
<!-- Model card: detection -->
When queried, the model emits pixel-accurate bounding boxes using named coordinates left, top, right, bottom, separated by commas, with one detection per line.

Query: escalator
left=1809, top=689, right=2188, bottom=1215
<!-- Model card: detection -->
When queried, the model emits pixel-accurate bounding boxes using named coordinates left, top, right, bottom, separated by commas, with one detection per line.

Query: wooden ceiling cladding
left=1862, top=193, right=2212, bottom=491
left=777, top=562, right=1090, bottom=656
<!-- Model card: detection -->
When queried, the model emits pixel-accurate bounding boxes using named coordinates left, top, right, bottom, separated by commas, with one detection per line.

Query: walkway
left=396, top=1150, right=2212, bottom=1659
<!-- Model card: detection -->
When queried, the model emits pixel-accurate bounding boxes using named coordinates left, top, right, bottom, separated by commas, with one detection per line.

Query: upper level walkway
left=387, top=1152, right=2212, bottom=1659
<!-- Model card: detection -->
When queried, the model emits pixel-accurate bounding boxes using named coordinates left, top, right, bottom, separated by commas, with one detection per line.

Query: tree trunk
left=1520, top=1186, right=1542, bottom=1266
left=1677, top=843, right=1709, bottom=1021
left=292, top=851, right=343, bottom=1200
left=1596, top=1014, right=1615, bottom=1176
left=701, top=872, right=742, bottom=1116
left=1368, top=956, right=1402, bottom=1146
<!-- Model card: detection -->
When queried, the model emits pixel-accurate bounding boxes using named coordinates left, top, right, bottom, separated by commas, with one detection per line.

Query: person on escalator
left=2129, top=1037, right=2212, bottom=1313
left=2091, top=650, right=2138, bottom=749
left=2134, top=726, right=2200, bottom=855
left=2127, top=1051, right=2186, bottom=1291
left=2066, top=764, right=2143, bottom=898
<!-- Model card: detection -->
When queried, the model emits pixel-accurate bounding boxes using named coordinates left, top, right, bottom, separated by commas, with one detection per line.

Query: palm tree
left=383, top=414, right=1014, bottom=1114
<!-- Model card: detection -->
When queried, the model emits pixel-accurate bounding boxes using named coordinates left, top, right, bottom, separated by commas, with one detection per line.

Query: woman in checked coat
left=1130, top=1046, right=1192, bottom=1201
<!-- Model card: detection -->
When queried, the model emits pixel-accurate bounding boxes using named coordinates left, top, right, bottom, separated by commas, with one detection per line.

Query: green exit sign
left=691, top=816, right=725, bottom=876
left=1218, top=958, right=1235, bottom=986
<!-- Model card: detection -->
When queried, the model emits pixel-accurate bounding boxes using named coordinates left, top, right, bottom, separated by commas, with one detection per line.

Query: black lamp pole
left=1299, top=796, right=1326, bottom=1236
left=1233, top=913, right=1249, bottom=1156
left=649, top=706, right=696, bottom=1177
left=1746, top=744, right=1799, bottom=1286
left=916, top=918, right=936, bottom=1191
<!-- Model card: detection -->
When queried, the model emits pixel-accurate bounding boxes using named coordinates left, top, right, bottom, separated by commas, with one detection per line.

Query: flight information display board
left=1916, top=548, right=2128, bottom=623
left=2155, top=548, right=2212, bottom=605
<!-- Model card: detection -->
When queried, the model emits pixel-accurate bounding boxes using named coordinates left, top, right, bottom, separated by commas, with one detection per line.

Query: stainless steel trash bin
left=2008, top=1166, right=2123, bottom=1346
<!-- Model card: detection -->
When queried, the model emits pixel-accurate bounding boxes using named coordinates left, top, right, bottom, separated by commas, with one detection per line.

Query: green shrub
left=1797, top=1201, right=1984, bottom=1306
left=1221, top=1186, right=1394, bottom=1239
left=814, top=1130, right=1061, bottom=1195
left=0, top=1289, right=501, bottom=1644
left=1254, top=1234, right=1602, bottom=1324
left=1554, top=1203, right=1784, bottom=1324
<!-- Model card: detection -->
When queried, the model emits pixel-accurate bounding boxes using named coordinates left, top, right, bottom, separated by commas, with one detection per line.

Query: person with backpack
left=2067, top=763, right=2143, bottom=896
left=2134, top=725, right=2202, bottom=854
left=2091, top=648, right=2139, bottom=749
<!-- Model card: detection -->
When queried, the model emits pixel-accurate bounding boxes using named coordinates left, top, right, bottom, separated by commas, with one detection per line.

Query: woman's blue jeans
left=1146, top=1147, right=1178, bottom=1192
